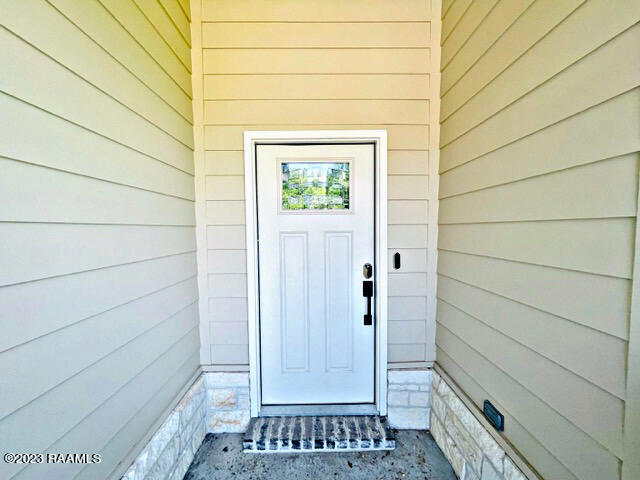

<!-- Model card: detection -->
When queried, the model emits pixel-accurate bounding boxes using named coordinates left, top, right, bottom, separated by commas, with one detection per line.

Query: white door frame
left=243, top=130, right=388, bottom=417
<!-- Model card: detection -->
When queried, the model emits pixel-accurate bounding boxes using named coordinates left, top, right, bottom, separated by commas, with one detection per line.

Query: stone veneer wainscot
left=205, top=372, right=251, bottom=433
left=430, top=370, right=529, bottom=480
left=206, top=369, right=433, bottom=432
left=122, top=376, right=207, bottom=480
left=387, top=369, right=432, bottom=429
left=122, top=368, right=530, bottom=480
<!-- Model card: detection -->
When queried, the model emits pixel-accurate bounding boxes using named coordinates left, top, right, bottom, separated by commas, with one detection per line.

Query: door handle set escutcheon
left=363, top=280, right=373, bottom=326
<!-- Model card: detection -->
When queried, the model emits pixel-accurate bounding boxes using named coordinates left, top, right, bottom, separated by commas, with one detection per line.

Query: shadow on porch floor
left=183, top=430, right=456, bottom=479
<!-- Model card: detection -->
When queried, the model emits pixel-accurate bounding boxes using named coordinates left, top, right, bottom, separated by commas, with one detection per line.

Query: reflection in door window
left=281, top=162, right=350, bottom=210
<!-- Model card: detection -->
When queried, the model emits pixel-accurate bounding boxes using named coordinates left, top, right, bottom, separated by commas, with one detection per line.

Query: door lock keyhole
left=363, top=263, right=373, bottom=279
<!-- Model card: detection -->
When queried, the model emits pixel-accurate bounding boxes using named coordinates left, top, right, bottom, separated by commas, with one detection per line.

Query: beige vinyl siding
left=193, top=0, right=440, bottom=368
left=436, top=1, right=640, bottom=479
left=0, top=1, right=198, bottom=480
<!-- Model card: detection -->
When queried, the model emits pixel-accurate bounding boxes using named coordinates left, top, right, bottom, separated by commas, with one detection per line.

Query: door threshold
left=260, top=404, right=377, bottom=417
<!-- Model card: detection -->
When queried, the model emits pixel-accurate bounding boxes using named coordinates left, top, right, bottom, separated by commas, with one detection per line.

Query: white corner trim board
left=243, top=130, right=389, bottom=418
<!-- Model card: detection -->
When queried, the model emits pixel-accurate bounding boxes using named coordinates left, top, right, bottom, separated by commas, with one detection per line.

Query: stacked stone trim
left=205, top=372, right=250, bottom=433
left=205, top=369, right=433, bottom=434
left=387, top=369, right=432, bottom=429
left=430, top=371, right=528, bottom=480
left=122, top=376, right=207, bottom=480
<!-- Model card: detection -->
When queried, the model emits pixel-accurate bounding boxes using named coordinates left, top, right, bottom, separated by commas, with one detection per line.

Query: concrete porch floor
left=183, top=430, right=456, bottom=480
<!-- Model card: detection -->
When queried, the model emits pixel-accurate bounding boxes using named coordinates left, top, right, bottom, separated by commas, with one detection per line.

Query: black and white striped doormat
left=242, top=416, right=395, bottom=453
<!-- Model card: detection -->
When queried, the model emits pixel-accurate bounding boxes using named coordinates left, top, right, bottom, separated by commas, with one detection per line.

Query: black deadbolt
left=363, top=263, right=373, bottom=279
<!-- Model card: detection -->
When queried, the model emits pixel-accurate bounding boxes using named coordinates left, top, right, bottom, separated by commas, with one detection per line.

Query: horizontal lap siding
left=195, top=0, right=439, bottom=367
left=202, top=0, right=432, bottom=22
left=204, top=75, right=430, bottom=100
left=0, top=1, right=197, bottom=480
left=437, top=2, right=640, bottom=479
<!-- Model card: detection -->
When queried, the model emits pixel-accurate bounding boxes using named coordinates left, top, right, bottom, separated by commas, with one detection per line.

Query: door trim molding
left=243, top=130, right=388, bottom=417
left=260, top=404, right=378, bottom=417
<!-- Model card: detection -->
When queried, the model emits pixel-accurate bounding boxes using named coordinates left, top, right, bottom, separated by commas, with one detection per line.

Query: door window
left=280, top=162, right=350, bottom=211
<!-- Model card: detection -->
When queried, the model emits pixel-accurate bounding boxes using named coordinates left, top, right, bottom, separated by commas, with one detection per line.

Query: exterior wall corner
left=122, top=375, right=207, bottom=480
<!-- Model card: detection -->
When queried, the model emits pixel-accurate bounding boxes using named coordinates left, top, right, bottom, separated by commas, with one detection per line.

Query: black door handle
left=363, top=280, right=373, bottom=326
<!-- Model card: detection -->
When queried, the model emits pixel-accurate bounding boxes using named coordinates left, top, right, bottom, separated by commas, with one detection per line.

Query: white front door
left=256, top=144, right=375, bottom=405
